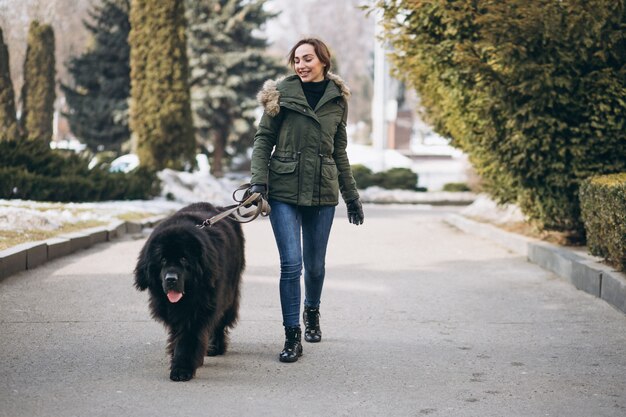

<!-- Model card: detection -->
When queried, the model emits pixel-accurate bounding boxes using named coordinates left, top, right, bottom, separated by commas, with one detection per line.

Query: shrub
left=443, top=182, right=471, bottom=192
left=0, top=139, right=160, bottom=201
left=351, top=164, right=376, bottom=189
left=579, top=173, right=626, bottom=271
left=352, top=165, right=418, bottom=191
left=129, top=0, right=195, bottom=171
left=373, top=167, right=417, bottom=190
left=21, top=21, right=55, bottom=142
left=0, top=28, right=20, bottom=141
left=374, top=0, right=626, bottom=237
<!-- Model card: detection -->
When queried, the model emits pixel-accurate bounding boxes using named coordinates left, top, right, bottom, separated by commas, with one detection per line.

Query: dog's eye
left=180, top=257, right=188, bottom=265
left=160, top=258, right=166, bottom=266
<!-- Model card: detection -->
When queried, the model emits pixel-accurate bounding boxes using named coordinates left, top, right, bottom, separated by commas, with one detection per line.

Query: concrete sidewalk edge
left=445, top=213, right=626, bottom=315
left=0, top=215, right=166, bottom=282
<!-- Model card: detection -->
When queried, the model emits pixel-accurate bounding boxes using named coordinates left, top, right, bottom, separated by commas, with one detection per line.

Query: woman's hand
left=346, top=198, right=364, bottom=225
left=243, top=183, right=268, bottom=206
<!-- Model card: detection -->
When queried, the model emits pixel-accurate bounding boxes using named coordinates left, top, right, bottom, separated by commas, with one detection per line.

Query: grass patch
left=0, top=220, right=105, bottom=251
left=116, top=211, right=159, bottom=222
left=475, top=219, right=576, bottom=246
left=497, top=221, right=580, bottom=246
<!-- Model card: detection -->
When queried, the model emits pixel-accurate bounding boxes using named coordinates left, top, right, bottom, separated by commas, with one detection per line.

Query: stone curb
left=0, top=215, right=166, bottom=282
left=445, top=213, right=626, bottom=315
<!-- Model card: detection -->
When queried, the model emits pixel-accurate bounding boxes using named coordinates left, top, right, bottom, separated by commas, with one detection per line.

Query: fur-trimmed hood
left=257, top=72, right=351, bottom=117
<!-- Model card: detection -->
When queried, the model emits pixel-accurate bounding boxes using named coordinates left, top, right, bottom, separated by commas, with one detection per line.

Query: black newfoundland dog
left=134, top=202, right=245, bottom=381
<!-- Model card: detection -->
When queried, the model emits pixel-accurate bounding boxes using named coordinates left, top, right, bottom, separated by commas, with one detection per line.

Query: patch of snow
left=460, top=194, right=525, bottom=224
left=0, top=169, right=249, bottom=233
left=346, top=143, right=471, bottom=191
left=347, top=143, right=413, bottom=172
left=360, top=187, right=476, bottom=205
left=0, top=206, right=61, bottom=231
left=109, top=154, right=140, bottom=173
left=157, top=169, right=245, bottom=206
left=0, top=199, right=183, bottom=232
left=0, top=169, right=490, bottom=234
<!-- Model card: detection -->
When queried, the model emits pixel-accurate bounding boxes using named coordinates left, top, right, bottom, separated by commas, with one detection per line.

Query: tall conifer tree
left=129, top=0, right=195, bottom=170
left=186, top=0, right=284, bottom=177
left=62, top=0, right=131, bottom=152
left=0, top=27, right=20, bottom=141
left=21, top=21, right=56, bottom=142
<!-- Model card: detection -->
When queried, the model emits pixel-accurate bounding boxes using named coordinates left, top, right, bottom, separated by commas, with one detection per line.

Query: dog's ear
left=134, top=247, right=151, bottom=291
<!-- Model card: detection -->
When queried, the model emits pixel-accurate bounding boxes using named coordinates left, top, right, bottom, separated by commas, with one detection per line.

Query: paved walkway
left=1, top=205, right=625, bottom=417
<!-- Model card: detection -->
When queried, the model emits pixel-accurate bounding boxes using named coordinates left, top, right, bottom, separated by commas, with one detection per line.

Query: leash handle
left=196, top=184, right=271, bottom=229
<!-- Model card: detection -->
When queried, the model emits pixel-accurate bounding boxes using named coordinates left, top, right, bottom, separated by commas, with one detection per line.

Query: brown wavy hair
left=287, top=38, right=332, bottom=77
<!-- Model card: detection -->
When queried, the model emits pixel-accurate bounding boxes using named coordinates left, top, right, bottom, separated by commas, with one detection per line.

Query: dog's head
left=134, top=226, right=209, bottom=304
left=158, top=255, right=190, bottom=303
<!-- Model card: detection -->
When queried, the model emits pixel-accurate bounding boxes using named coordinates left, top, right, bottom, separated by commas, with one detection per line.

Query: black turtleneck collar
left=300, top=78, right=330, bottom=110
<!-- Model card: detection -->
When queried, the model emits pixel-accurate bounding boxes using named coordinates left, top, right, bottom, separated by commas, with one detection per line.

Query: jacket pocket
left=321, top=160, right=338, bottom=180
left=268, top=158, right=299, bottom=201
left=319, top=159, right=339, bottom=203
left=271, top=150, right=298, bottom=162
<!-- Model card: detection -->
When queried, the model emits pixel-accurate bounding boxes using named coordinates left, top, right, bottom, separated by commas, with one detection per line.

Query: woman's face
left=293, top=43, right=325, bottom=83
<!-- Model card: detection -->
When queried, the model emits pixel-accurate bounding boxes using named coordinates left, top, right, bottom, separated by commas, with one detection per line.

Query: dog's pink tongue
left=167, top=291, right=183, bottom=303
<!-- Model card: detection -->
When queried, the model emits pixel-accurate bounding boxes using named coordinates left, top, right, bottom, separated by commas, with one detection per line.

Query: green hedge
left=442, top=182, right=471, bottom=192
left=374, top=0, right=626, bottom=238
left=579, top=173, right=626, bottom=271
left=351, top=164, right=377, bottom=189
left=0, top=139, right=160, bottom=202
left=352, top=164, right=419, bottom=191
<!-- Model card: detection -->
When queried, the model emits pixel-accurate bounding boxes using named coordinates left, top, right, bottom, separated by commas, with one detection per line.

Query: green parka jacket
left=250, top=73, right=360, bottom=206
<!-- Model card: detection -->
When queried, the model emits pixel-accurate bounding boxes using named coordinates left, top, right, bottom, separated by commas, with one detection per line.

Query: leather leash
left=196, top=184, right=271, bottom=229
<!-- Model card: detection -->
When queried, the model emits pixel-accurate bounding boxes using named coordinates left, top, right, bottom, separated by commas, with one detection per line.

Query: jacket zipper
left=297, top=151, right=302, bottom=203
left=318, top=153, right=323, bottom=206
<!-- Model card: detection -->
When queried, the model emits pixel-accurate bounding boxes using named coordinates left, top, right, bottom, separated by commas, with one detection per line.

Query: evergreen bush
left=0, top=28, right=20, bottom=141
left=351, top=164, right=418, bottom=190
left=374, top=0, right=626, bottom=238
left=373, top=167, right=417, bottom=190
left=129, top=0, right=195, bottom=171
left=20, top=21, right=56, bottom=142
left=579, top=173, right=626, bottom=271
left=0, top=140, right=160, bottom=201
left=351, top=164, right=376, bottom=189
left=442, top=182, right=471, bottom=192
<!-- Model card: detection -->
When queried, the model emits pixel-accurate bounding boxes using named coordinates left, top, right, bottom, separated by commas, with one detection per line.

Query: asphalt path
left=1, top=204, right=625, bottom=417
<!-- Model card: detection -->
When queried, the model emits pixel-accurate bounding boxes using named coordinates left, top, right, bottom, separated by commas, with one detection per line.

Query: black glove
left=244, top=183, right=268, bottom=206
left=346, top=198, right=364, bottom=225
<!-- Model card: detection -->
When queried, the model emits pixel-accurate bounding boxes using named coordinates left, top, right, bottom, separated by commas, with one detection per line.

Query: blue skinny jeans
left=268, top=199, right=335, bottom=328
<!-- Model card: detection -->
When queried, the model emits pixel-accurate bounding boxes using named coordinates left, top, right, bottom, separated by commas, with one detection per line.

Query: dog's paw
left=207, top=345, right=225, bottom=357
left=207, top=339, right=226, bottom=356
left=170, top=367, right=194, bottom=381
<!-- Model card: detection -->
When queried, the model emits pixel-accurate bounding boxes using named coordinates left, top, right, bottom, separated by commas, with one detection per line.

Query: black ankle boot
left=303, top=306, right=322, bottom=343
left=279, top=326, right=303, bottom=363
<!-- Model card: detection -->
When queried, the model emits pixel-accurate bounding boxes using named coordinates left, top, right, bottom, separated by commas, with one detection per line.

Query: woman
left=249, top=38, right=364, bottom=363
